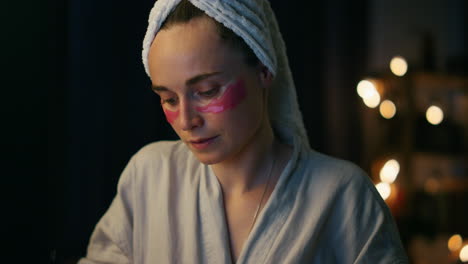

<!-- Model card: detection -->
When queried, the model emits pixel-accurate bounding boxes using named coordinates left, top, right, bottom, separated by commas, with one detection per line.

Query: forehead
left=148, top=17, right=246, bottom=86
left=154, top=16, right=220, bottom=51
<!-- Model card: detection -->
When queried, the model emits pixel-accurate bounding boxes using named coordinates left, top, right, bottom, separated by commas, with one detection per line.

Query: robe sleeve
left=78, top=157, right=136, bottom=264
left=328, top=168, right=408, bottom=264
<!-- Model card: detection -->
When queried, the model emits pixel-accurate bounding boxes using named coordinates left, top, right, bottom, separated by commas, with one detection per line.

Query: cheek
left=163, top=108, right=179, bottom=124
left=195, top=79, right=247, bottom=114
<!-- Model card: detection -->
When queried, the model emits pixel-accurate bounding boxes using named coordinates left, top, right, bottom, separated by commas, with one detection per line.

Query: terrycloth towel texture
left=142, top=0, right=309, bottom=147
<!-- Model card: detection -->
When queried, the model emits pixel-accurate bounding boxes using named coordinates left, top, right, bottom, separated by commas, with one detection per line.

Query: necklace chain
left=249, top=149, right=276, bottom=232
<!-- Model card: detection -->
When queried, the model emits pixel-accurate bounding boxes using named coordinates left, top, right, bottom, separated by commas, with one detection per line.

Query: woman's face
left=148, top=16, right=271, bottom=165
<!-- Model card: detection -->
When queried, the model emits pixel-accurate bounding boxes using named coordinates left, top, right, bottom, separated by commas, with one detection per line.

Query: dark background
left=3, top=0, right=466, bottom=263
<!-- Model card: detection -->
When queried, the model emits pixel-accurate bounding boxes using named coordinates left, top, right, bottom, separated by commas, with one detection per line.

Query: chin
left=188, top=148, right=227, bottom=165
left=192, top=152, right=223, bottom=165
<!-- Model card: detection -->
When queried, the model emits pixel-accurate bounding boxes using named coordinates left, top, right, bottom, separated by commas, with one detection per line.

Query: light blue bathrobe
left=79, top=131, right=408, bottom=263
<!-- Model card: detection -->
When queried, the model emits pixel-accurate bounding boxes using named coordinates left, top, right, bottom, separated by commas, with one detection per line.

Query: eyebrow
left=151, top=71, right=222, bottom=92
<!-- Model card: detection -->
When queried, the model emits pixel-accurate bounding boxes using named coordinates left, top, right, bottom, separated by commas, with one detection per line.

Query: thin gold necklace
left=249, top=148, right=276, bottom=232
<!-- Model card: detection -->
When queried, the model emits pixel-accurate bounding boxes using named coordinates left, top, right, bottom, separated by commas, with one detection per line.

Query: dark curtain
left=42, top=0, right=368, bottom=262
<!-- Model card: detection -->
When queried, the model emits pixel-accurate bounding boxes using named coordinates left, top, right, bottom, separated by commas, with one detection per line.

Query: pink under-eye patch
left=163, top=108, right=179, bottom=124
left=162, top=79, right=247, bottom=124
left=195, top=79, right=247, bottom=113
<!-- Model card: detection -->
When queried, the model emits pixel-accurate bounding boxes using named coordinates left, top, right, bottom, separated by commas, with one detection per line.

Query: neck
left=211, top=118, right=276, bottom=195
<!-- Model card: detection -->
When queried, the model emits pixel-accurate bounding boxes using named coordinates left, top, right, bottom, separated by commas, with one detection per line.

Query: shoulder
left=297, top=148, right=393, bottom=220
left=295, top=148, right=387, bottom=208
left=118, top=140, right=195, bottom=183
left=296, top=150, right=407, bottom=262
left=121, top=140, right=202, bottom=185
left=299, top=149, right=370, bottom=188
left=303, top=150, right=364, bottom=175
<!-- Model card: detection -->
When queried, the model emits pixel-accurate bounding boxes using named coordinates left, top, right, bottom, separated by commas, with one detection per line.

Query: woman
left=79, top=0, right=408, bottom=263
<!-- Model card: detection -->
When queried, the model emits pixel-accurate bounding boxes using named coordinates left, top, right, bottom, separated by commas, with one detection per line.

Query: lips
left=188, top=136, right=219, bottom=150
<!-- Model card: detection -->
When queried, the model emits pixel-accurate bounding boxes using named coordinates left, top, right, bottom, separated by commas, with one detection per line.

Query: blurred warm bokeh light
left=460, top=245, right=468, bottom=262
left=380, top=159, right=400, bottom=184
left=379, top=100, right=396, bottom=119
left=357, top=80, right=377, bottom=99
left=426, top=105, right=444, bottom=125
left=448, top=234, right=463, bottom=252
left=375, top=182, right=392, bottom=200
left=363, top=92, right=381, bottom=108
left=390, top=56, right=408, bottom=76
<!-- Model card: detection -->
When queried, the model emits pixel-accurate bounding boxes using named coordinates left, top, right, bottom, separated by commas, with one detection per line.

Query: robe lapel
left=199, top=165, right=233, bottom=264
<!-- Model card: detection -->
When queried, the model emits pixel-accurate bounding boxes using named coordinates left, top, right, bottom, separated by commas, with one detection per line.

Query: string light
left=357, top=80, right=377, bottom=99
left=375, top=182, right=391, bottom=200
left=390, top=56, right=408, bottom=76
left=380, top=159, right=400, bottom=184
left=379, top=100, right=396, bottom=119
left=448, top=234, right=463, bottom=252
left=426, top=105, right=444, bottom=125
left=363, top=92, right=381, bottom=108
left=460, top=245, right=468, bottom=262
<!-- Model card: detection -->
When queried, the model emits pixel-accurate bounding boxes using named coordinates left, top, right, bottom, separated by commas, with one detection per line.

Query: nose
left=179, top=100, right=203, bottom=131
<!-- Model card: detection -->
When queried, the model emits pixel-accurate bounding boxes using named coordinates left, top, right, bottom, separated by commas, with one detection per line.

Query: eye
left=198, top=87, right=220, bottom=98
left=161, top=97, right=178, bottom=106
